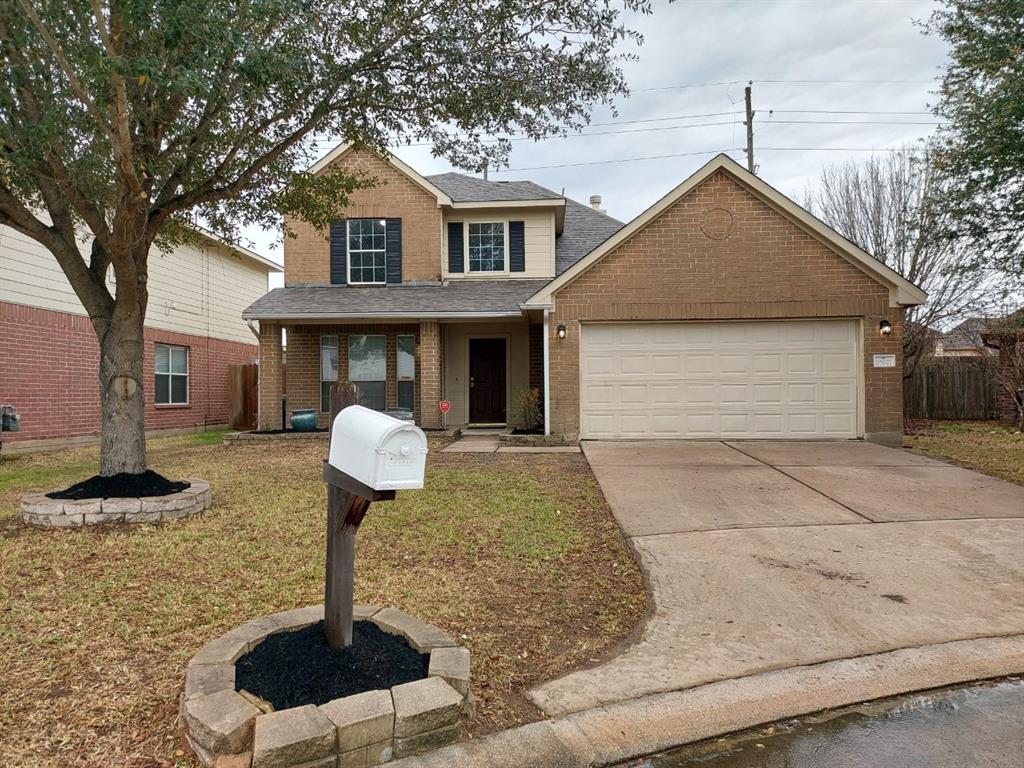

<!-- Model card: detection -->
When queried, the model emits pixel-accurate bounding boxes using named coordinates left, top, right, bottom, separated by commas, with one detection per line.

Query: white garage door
left=580, top=320, right=860, bottom=439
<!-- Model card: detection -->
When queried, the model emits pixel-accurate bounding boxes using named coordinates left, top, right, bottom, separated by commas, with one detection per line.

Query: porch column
left=258, top=321, right=284, bottom=430
left=418, top=320, right=442, bottom=429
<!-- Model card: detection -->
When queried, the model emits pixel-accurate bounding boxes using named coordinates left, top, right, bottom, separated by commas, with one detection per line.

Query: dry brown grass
left=904, top=420, right=1024, bottom=486
left=0, top=433, right=644, bottom=768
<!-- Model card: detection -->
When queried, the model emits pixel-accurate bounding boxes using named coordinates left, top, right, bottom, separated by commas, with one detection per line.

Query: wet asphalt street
left=621, top=679, right=1024, bottom=768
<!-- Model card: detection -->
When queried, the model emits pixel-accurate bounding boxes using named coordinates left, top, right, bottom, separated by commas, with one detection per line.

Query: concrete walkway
left=529, top=440, right=1024, bottom=717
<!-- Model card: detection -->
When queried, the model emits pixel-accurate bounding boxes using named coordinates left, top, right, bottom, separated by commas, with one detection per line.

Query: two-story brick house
left=244, top=145, right=925, bottom=444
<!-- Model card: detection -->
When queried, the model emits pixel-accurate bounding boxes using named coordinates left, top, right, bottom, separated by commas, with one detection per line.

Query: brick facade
left=548, top=171, right=905, bottom=443
left=0, top=301, right=258, bottom=446
left=258, top=322, right=442, bottom=430
left=284, top=148, right=442, bottom=286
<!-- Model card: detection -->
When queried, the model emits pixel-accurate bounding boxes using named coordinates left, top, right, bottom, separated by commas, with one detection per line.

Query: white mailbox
left=328, top=405, right=427, bottom=491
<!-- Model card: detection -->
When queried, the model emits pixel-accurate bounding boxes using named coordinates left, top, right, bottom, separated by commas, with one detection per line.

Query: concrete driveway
left=529, top=440, right=1024, bottom=717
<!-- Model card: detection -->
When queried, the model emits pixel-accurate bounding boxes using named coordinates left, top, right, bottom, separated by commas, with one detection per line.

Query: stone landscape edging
left=20, top=478, right=211, bottom=527
left=180, top=604, right=472, bottom=768
left=383, top=633, right=1024, bottom=768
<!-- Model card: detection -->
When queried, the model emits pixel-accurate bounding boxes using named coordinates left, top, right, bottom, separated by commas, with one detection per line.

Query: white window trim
left=396, top=333, right=416, bottom=412
left=320, top=335, right=339, bottom=412
left=155, top=343, right=189, bottom=405
left=464, top=220, right=510, bottom=275
left=347, top=218, right=388, bottom=285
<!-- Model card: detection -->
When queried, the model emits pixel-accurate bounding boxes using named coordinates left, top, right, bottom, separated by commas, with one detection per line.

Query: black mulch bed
left=46, top=470, right=190, bottom=500
left=511, top=427, right=544, bottom=435
left=235, top=621, right=428, bottom=709
left=252, top=428, right=329, bottom=434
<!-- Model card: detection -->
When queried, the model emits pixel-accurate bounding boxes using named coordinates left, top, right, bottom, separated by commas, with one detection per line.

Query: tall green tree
left=925, top=0, right=1024, bottom=278
left=0, top=0, right=647, bottom=475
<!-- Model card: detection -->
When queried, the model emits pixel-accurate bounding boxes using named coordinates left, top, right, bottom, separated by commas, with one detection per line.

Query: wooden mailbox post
left=323, top=385, right=427, bottom=649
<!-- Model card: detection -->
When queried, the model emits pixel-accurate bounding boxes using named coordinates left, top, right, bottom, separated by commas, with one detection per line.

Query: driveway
left=529, top=440, right=1024, bottom=717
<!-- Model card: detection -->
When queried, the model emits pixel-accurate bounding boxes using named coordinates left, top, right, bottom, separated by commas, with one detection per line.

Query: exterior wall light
left=879, top=319, right=893, bottom=336
left=556, top=324, right=567, bottom=340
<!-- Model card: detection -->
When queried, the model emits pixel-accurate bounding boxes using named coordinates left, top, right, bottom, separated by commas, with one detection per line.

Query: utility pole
left=744, top=81, right=755, bottom=174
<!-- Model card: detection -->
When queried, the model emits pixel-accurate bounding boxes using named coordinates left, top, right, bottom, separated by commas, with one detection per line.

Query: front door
left=469, top=338, right=507, bottom=423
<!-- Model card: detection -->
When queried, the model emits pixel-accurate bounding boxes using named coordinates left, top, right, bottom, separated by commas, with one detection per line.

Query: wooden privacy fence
left=904, top=360, right=998, bottom=420
left=227, top=363, right=259, bottom=430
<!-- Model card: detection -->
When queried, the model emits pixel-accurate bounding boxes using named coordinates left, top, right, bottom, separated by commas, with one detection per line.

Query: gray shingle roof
left=426, top=172, right=562, bottom=202
left=242, top=279, right=550, bottom=320
left=244, top=173, right=624, bottom=318
left=427, top=171, right=624, bottom=275
left=556, top=198, right=623, bottom=276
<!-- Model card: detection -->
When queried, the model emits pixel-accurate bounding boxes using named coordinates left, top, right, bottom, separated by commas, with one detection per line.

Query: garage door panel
left=580, top=321, right=859, bottom=439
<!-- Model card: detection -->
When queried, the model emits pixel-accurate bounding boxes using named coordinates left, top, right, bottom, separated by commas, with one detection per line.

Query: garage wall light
left=556, top=324, right=567, bottom=340
left=879, top=319, right=893, bottom=336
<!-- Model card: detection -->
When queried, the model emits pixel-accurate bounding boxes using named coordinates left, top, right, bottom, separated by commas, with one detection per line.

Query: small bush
left=515, top=387, right=543, bottom=431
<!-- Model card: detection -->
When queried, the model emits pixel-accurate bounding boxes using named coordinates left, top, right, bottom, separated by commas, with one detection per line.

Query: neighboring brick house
left=245, top=146, right=925, bottom=445
left=0, top=226, right=280, bottom=452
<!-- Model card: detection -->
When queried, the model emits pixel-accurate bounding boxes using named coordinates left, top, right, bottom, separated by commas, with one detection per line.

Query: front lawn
left=904, top=420, right=1024, bottom=486
left=0, top=434, right=644, bottom=768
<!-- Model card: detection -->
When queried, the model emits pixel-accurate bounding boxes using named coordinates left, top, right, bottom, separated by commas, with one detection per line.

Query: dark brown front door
left=469, top=338, right=506, bottom=423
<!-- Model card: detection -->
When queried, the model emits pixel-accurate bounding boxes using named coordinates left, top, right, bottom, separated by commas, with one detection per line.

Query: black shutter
left=447, top=221, right=464, bottom=273
left=385, top=219, right=402, bottom=284
left=329, top=220, right=347, bottom=285
left=509, top=221, right=525, bottom=272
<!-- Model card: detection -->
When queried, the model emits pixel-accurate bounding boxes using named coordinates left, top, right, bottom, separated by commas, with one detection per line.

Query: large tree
left=0, top=0, right=647, bottom=475
left=925, top=0, right=1024, bottom=278
left=806, top=145, right=991, bottom=374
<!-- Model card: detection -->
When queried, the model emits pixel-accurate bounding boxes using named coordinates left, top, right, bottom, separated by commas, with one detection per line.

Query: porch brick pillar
left=418, top=321, right=442, bottom=429
left=258, top=322, right=284, bottom=430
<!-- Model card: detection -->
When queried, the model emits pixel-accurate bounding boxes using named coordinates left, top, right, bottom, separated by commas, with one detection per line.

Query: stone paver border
left=20, top=478, right=211, bottom=527
left=181, top=604, right=471, bottom=768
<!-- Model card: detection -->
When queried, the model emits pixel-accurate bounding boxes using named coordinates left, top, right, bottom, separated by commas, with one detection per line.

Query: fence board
left=228, top=363, right=259, bottom=430
left=904, top=360, right=997, bottom=420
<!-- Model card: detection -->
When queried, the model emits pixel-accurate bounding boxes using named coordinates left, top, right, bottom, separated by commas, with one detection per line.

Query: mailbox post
left=323, top=385, right=427, bottom=648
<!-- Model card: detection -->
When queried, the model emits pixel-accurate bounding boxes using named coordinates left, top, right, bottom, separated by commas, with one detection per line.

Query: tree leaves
left=925, top=0, right=1024, bottom=279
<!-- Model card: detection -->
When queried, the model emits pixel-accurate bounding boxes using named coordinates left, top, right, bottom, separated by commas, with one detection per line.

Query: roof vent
left=589, top=195, right=606, bottom=214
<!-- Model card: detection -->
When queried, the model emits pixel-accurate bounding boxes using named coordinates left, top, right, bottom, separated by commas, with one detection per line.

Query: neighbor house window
left=467, top=222, right=505, bottom=272
left=349, top=334, right=386, bottom=410
left=348, top=218, right=387, bottom=284
left=397, top=334, right=415, bottom=412
left=320, top=335, right=338, bottom=412
left=155, top=343, right=188, bottom=405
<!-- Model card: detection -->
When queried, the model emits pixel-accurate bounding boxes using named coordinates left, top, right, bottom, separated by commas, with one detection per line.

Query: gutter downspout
left=246, top=319, right=260, bottom=340
left=543, top=309, right=551, bottom=436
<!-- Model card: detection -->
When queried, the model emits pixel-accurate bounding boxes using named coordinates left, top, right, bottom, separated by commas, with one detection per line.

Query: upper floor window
left=155, top=343, right=188, bottom=405
left=348, top=219, right=387, bottom=284
left=468, top=222, right=505, bottom=272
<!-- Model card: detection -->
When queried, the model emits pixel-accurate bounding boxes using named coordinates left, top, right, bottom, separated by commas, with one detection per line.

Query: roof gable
left=526, top=154, right=927, bottom=308
left=308, top=143, right=453, bottom=205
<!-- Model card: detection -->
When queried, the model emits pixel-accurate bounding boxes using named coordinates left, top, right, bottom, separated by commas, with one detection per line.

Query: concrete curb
left=388, top=634, right=1024, bottom=768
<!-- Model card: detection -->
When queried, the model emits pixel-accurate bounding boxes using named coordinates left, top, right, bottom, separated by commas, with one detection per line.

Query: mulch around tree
left=46, top=470, right=190, bottom=500
left=234, top=621, right=428, bottom=710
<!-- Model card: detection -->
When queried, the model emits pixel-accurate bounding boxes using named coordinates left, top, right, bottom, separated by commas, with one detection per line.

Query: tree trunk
left=96, top=297, right=148, bottom=476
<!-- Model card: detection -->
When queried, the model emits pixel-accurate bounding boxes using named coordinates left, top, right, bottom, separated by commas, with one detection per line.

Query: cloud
left=254, top=0, right=948, bottom=280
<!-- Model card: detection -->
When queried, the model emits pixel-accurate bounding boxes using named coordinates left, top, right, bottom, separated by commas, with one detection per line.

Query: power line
left=763, top=119, right=944, bottom=126
left=493, top=146, right=906, bottom=173
left=631, top=78, right=934, bottom=92
left=495, top=149, right=742, bottom=172
left=772, top=109, right=935, bottom=115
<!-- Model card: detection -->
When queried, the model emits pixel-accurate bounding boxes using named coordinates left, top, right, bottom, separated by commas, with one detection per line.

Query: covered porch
left=256, top=317, right=546, bottom=432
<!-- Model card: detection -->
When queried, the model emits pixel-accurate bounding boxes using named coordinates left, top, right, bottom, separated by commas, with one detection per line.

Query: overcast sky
left=256, top=0, right=949, bottom=287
